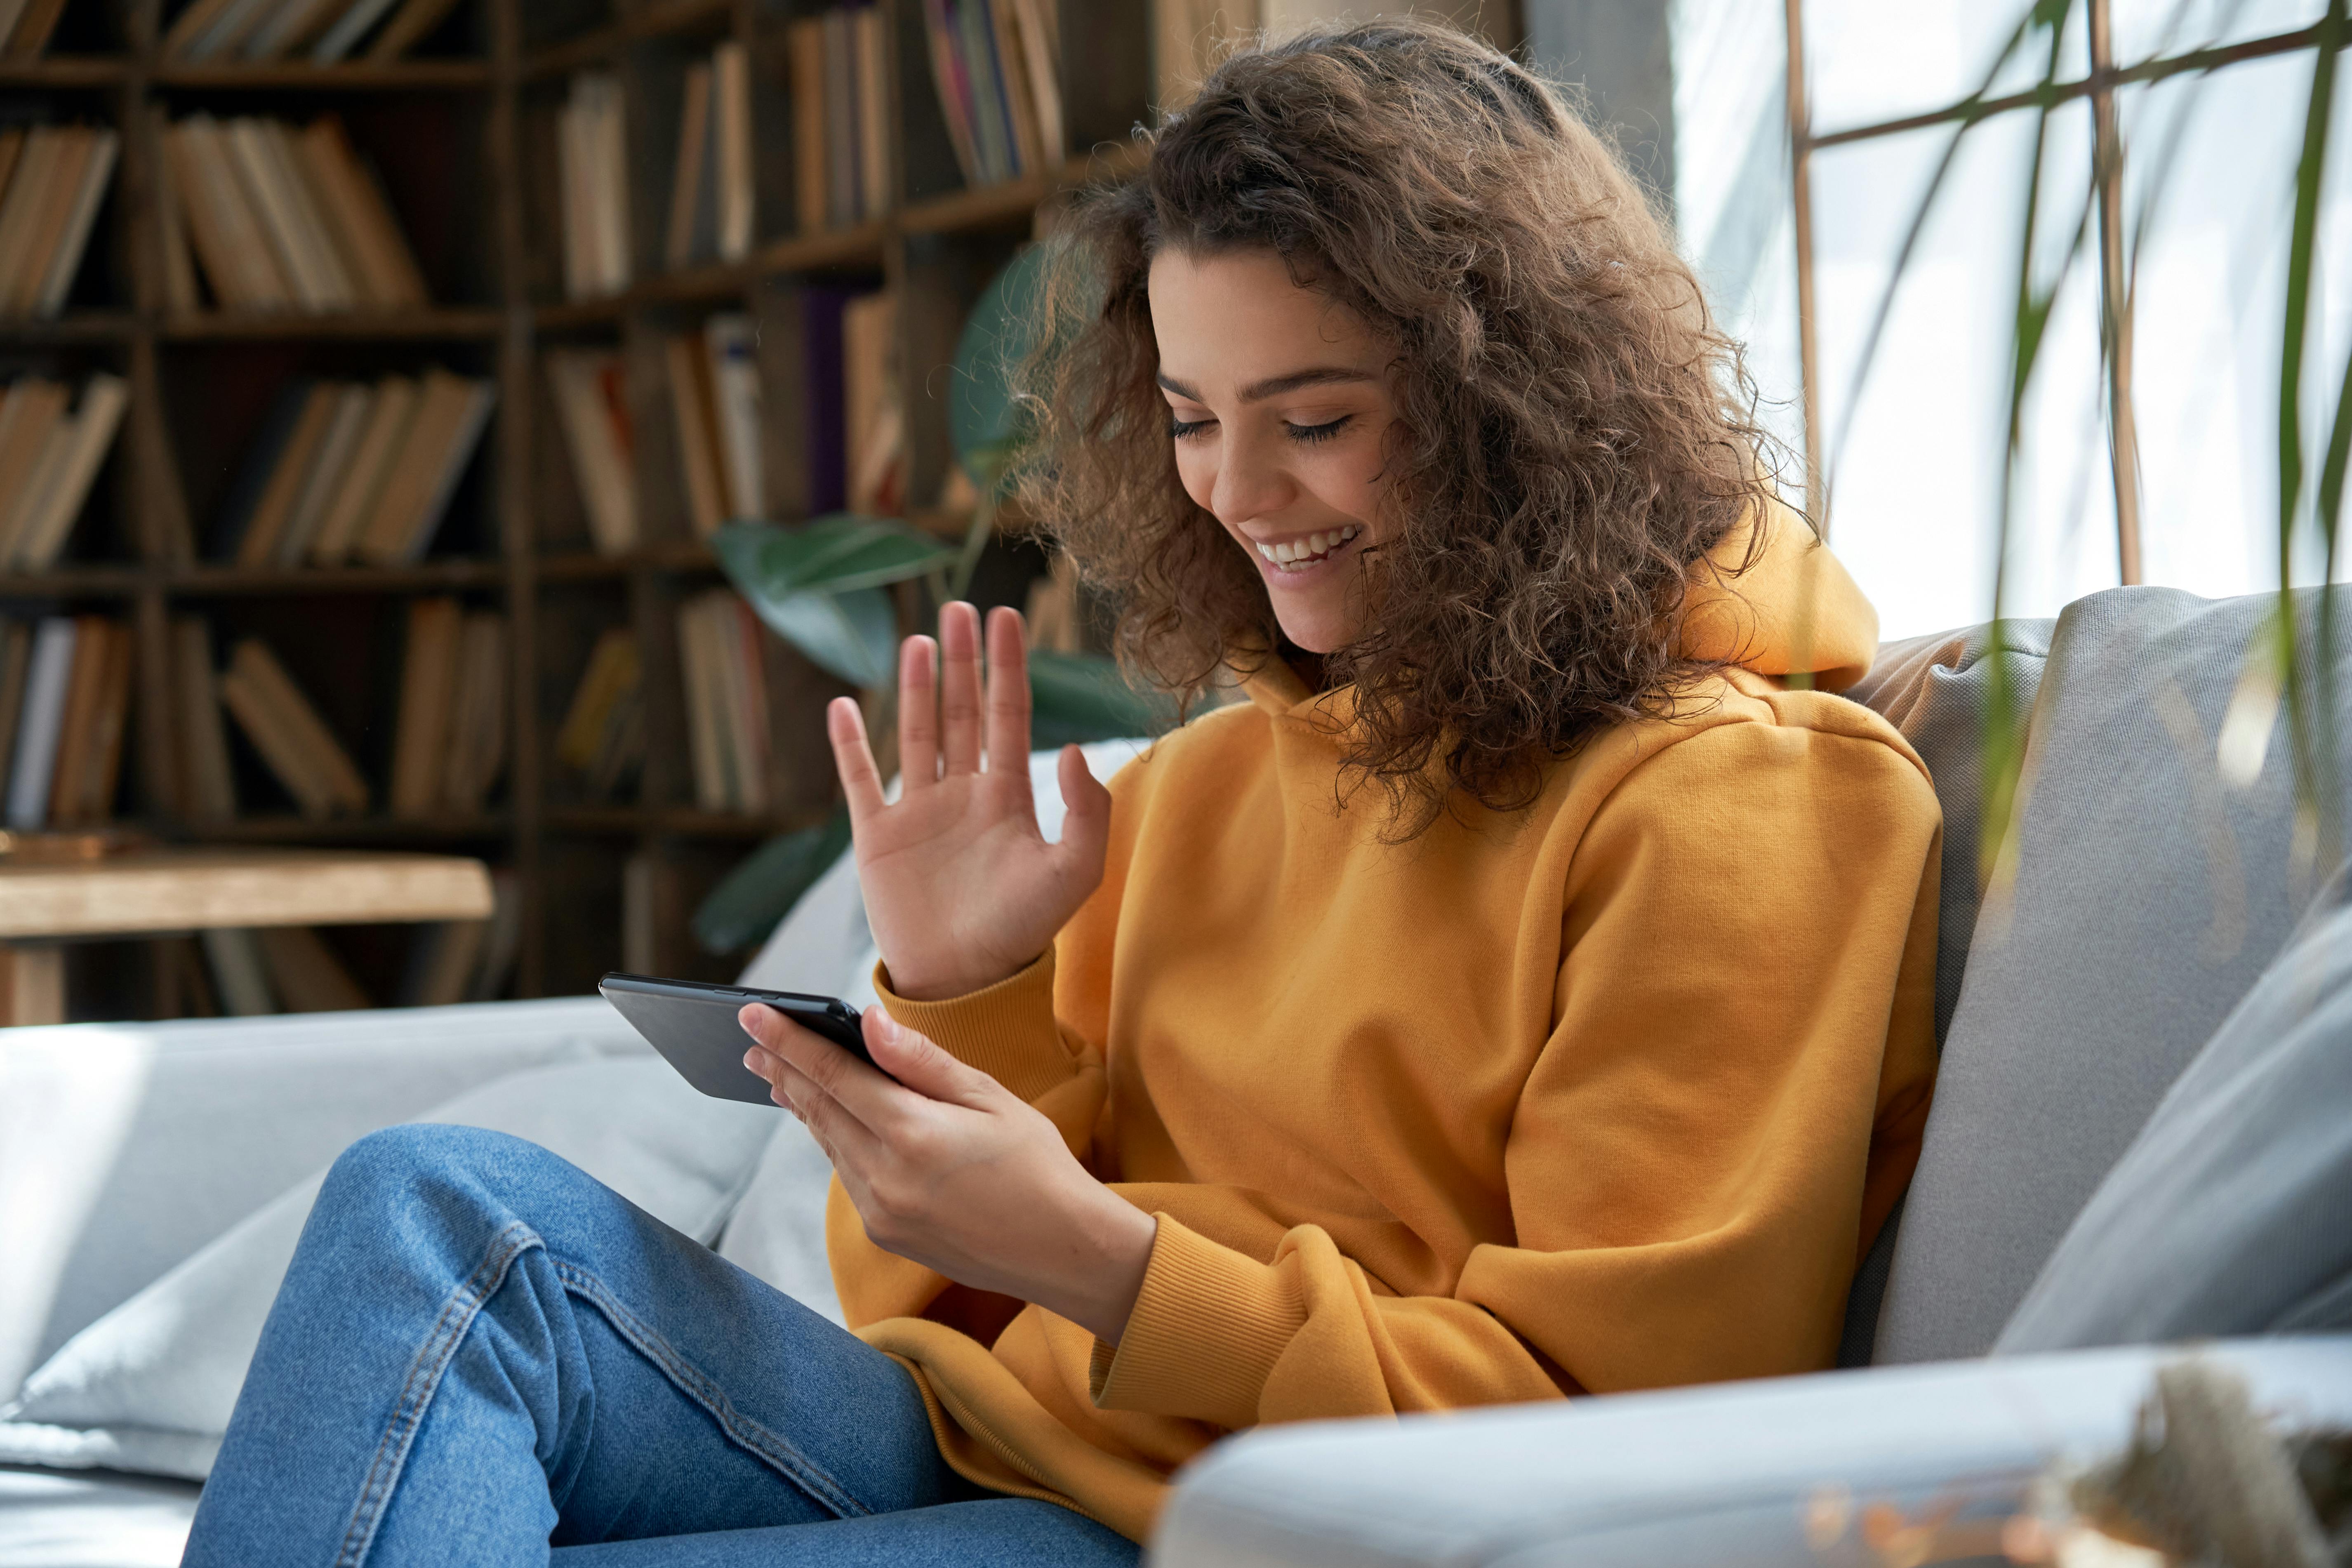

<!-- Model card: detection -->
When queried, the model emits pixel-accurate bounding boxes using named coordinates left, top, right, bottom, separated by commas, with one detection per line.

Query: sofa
left=3, top=584, right=2347, bottom=1567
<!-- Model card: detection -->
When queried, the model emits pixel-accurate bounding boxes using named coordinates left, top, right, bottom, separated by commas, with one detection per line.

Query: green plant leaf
left=692, top=809, right=855, bottom=955
left=748, top=584, right=900, bottom=688
left=716, top=516, right=958, bottom=598
left=1027, top=649, right=1177, bottom=747
left=949, top=247, right=1054, bottom=479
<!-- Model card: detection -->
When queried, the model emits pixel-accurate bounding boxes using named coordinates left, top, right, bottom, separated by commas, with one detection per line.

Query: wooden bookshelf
left=0, top=0, right=1167, bottom=1019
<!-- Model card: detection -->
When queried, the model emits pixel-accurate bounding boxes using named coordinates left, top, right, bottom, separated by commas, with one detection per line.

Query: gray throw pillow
left=1995, top=861, right=2352, bottom=1351
left=1873, top=585, right=2352, bottom=1365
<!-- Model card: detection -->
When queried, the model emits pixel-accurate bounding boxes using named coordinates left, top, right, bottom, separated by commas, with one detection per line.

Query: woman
left=185, top=19, right=1938, bottom=1566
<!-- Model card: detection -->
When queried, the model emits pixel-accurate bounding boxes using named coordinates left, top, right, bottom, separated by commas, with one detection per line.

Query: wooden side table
left=0, top=848, right=495, bottom=1026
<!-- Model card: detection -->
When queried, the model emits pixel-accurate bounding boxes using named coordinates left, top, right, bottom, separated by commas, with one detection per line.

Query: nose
left=1208, top=424, right=1296, bottom=527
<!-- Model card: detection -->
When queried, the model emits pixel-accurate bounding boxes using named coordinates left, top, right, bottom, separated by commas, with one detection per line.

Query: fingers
left=862, top=1008, right=1000, bottom=1108
left=1052, top=744, right=1112, bottom=881
left=827, top=697, right=887, bottom=822
left=897, top=635, right=939, bottom=792
left=938, top=603, right=983, bottom=777
left=983, top=606, right=1033, bottom=774
left=749, top=1043, right=884, bottom=1168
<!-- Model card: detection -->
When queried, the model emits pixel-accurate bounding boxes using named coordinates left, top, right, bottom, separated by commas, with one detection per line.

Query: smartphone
left=598, top=973, right=876, bottom=1104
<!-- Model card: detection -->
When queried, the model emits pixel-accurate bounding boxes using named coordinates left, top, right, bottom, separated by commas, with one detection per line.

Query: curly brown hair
left=1014, top=16, right=1787, bottom=829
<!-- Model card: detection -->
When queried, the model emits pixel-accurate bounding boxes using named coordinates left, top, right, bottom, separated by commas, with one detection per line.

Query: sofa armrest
left=1150, top=1337, right=2352, bottom=1568
left=2, top=998, right=644, bottom=1399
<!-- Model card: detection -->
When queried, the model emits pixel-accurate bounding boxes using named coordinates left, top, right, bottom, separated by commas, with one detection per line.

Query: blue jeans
left=182, top=1124, right=1140, bottom=1567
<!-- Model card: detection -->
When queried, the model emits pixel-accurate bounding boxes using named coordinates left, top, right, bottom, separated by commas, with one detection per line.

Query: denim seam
left=549, top=1257, right=875, bottom=1520
left=333, top=1218, right=542, bottom=1568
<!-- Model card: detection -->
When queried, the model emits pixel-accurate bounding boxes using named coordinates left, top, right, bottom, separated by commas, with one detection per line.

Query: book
left=351, top=367, right=492, bottom=565
left=253, top=925, right=369, bottom=1011
left=0, top=377, right=69, bottom=560
left=30, top=127, right=117, bottom=320
left=556, top=628, right=638, bottom=772
left=856, top=6, right=892, bottom=217
left=364, top=0, right=465, bottom=60
left=4, top=617, right=73, bottom=829
left=788, top=9, right=892, bottom=233
left=307, top=373, right=415, bottom=562
left=705, top=312, right=763, bottom=520
left=10, top=372, right=127, bottom=570
left=6, top=0, right=69, bottom=55
left=0, top=619, right=29, bottom=791
left=802, top=287, right=855, bottom=513
left=664, top=61, right=715, bottom=272
left=276, top=382, right=374, bottom=564
left=0, top=130, right=64, bottom=313
left=715, top=41, right=753, bottom=261
left=217, top=636, right=368, bottom=818
left=48, top=616, right=127, bottom=826
left=209, top=377, right=312, bottom=559
left=389, top=595, right=462, bottom=818
left=170, top=115, right=293, bottom=309
left=920, top=0, right=1058, bottom=187
left=239, top=0, right=352, bottom=61
left=172, top=617, right=238, bottom=820
left=843, top=289, right=904, bottom=514
left=678, top=590, right=772, bottom=814
left=665, top=332, right=727, bottom=537
left=557, top=73, right=630, bottom=299
left=296, top=115, right=429, bottom=308
left=199, top=927, right=274, bottom=1015
left=1008, top=0, right=1065, bottom=171
left=311, top=0, right=402, bottom=62
left=787, top=19, right=827, bottom=235
left=232, top=379, right=339, bottom=567
left=398, top=916, right=485, bottom=1007
left=156, top=147, right=202, bottom=312
left=545, top=349, right=638, bottom=555
left=442, top=610, right=505, bottom=812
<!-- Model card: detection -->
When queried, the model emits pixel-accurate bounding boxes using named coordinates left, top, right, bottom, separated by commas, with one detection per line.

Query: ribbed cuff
left=873, top=951, right=1076, bottom=1104
left=1088, top=1215, right=1304, bottom=1429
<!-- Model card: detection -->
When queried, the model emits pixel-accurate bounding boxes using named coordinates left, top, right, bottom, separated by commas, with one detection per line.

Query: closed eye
left=1284, top=415, right=1352, bottom=444
left=1169, top=414, right=1215, bottom=441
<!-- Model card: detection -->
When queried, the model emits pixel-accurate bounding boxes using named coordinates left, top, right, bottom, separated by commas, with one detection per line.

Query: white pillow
left=715, top=740, right=1150, bottom=1304
left=0, top=1057, right=779, bottom=1481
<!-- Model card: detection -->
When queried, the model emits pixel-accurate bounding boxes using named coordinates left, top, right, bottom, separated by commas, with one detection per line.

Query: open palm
left=826, top=603, right=1110, bottom=1003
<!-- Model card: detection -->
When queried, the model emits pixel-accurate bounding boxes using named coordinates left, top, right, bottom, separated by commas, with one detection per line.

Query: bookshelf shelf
left=0, top=0, right=1171, bottom=1018
left=185, top=813, right=514, bottom=844
left=169, top=560, right=511, bottom=596
left=0, top=314, right=139, bottom=343
left=160, top=308, right=507, bottom=341
left=0, top=58, right=132, bottom=86
left=524, top=0, right=735, bottom=81
left=150, top=60, right=495, bottom=90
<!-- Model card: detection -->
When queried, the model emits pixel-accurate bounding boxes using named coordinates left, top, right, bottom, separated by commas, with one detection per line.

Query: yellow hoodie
left=833, top=515, right=1942, bottom=1542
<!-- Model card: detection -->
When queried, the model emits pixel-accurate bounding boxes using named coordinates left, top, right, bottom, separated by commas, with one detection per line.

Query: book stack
left=545, top=349, right=637, bottom=556
left=0, top=0, right=67, bottom=57
left=557, top=73, right=630, bottom=300
left=162, top=0, right=466, bottom=64
left=678, top=590, right=772, bottom=815
left=210, top=369, right=495, bottom=568
left=213, top=636, right=370, bottom=819
left=795, top=287, right=903, bottom=515
left=0, top=374, right=129, bottom=570
left=666, top=313, right=763, bottom=534
left=554, top=628, right=646, bottom=801
left=161, top=114, right=430, bottom=315
left=388, top=596, right=507, bottom=819
left=785, top=7, right=890, bottom=233
left=0, top=614, right=132, bottom=830
left=0, top=126, right=121, bottom=320
left=918, top=0, right=1064, bottom=189
left=664, top=42, right=754, bottom=270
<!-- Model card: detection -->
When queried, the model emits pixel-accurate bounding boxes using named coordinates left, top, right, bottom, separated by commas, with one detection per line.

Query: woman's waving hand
left=828, top=602, right=1112, bottom=1003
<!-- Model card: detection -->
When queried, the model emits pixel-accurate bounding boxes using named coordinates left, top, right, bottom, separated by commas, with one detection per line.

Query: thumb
left=864, top=1008, right=997, bottom=1107
left=1052, top=745, right=1111, bottom=880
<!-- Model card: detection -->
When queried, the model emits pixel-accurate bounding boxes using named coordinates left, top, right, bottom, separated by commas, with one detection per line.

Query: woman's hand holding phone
left=824, top=602, right=1111, bottom=1003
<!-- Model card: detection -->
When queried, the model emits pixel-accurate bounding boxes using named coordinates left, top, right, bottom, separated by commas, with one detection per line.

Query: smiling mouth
left=1255, top=524, right=1363, bottom=573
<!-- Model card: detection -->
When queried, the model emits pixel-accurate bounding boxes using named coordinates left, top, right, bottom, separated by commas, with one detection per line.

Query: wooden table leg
left=0, top=942, right=64, bottom=1026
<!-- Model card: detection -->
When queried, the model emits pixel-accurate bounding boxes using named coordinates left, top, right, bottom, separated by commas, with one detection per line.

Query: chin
left=1272, top=609, right=1351, bottom=655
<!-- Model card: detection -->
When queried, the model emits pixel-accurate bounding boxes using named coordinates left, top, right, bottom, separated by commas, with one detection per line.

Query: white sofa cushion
left=0, top=1057, right=777, bottom=1481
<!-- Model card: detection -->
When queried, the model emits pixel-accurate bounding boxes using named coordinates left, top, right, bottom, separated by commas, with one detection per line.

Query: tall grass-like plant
left=1819, top=0, right=2352, bottom=890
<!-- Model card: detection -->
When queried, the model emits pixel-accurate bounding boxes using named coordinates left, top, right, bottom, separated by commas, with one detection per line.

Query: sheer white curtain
left=1672, top=0, right=2352, bottom=640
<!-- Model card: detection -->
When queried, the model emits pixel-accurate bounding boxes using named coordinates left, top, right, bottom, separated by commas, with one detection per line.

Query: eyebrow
left=1156, top=367, right=1379, bottom=404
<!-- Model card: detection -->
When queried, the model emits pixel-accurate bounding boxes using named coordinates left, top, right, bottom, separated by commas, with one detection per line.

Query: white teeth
left=1256, top=525, right=1363, bottom=570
